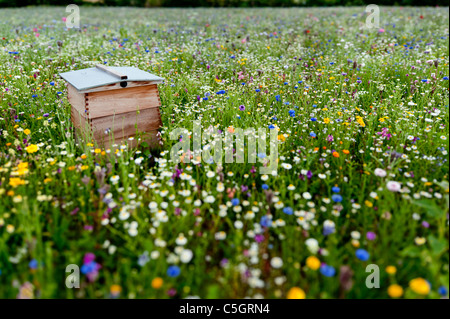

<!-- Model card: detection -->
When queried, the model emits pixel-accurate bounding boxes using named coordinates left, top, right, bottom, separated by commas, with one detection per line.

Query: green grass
left=0, top=6, right=448, bottom=299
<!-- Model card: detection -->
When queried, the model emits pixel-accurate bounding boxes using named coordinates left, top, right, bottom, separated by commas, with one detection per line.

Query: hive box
left=60, top=65, right=164, bottom=149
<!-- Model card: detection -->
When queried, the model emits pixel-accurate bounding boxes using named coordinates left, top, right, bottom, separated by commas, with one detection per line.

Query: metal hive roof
left=59, top=66, right=164, bottom=91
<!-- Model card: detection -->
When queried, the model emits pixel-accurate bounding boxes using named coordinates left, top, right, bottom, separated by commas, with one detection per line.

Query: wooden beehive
left=60, top=65, right=164, bottom=149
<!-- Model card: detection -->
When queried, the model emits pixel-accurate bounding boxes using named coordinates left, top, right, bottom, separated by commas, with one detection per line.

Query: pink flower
left=374, top=168, right=387, bottom=177
left=241, top=38, right=246, bottom=44
left=386, top=181, right=401, bottom=192
left=378, top=28, right=385, bottom=33
left=62, top=17, right=67, bottom=22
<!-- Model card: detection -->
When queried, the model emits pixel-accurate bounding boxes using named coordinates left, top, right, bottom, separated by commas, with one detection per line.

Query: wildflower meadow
left=0, top=6, right=448, bottom=300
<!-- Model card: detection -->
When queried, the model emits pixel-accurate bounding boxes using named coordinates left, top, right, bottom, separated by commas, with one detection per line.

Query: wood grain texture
left=90, top=107, right=163, bottom=141
left=85, top=85, right=161, bottom=119
left=68, top=84, right=87, bottom=118
left=95, top=64, right=128, bottom=80
left=79, top=81, right=162, bottom=93
left=101, top=130, right=160, bottom=149
left=71, top=106, right=89, bottom=130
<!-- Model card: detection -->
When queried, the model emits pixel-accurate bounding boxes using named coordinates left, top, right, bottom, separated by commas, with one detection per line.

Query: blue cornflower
left=331, top=194, right=343, bottom=203
left=167, top=265, right=181, bottom=277
left=260, top=215, right=272, bottom=228
left=268, top=124, right=275, bottom=129
left=283, top=207, right=293, bottom=215
left=29, top=259, right=39, bottom=269
left=231, top=198, right=240, bottom=206
left=309, top=132, right=316, bottom=138
left=331, top=186, right=340, bottom=193
left=262, top=184, right=269, bottom=190
left=311, top=117, right=317, bottom=122
left=81, top=261, right=98, bottom=274
left=275, top=95, right=281, bottom=102
left=438, top=286, right=448, bottom=296
left=355, top=249, right=370, bottom=261
left=320, top=265, right=336, bottom=277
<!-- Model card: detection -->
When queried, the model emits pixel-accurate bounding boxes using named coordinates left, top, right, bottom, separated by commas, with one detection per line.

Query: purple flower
left=366, top=232, right=376, bottom=241
left=83, top=253, right=96, bottom=264
left=255, top=234, right=265, bottom=243
left=239, top=105, right=245, bottom=111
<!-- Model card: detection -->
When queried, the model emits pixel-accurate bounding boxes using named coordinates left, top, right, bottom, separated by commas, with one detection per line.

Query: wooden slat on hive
left=80, top=81, right=160, bottom=94
left=68, top=83, right=87, bottom=117
left=100, top=130, right=160, bottom=149
left=86, top=85, right=161, bottom=119
left=71, top=107, right=90, bottom=130
left=90, top=108, right=163, bottom=141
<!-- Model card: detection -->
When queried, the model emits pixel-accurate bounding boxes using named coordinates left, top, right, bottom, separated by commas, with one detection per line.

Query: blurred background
left=1, top=0, right=449, bottom=8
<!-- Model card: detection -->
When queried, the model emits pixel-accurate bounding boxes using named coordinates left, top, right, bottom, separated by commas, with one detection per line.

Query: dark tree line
left=1, top=0, right=449, bottom=8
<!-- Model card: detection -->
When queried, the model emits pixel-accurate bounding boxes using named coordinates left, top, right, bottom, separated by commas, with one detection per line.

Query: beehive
left=60, top=65, right=164, bottom=149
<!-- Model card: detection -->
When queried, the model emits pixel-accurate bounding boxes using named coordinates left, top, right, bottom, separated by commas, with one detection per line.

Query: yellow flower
left=25, top=144, right=39, bottom=153
left=323, top=118, right=330, bottom=124
left=18, top=162, right=28, bottom=170
left=9, top=177, right=25, bottom=188
left=388, top=284, right=403, bottom=298
left=17, top=162, right=29, bottom=175
left=287, top=287, right=306, bottom=299
left=356, top=116, right=366, bottom=127
left=277, top=134, right=286, bottom=142
left=306, top=256, right=321, bottom=270
left=151, top=277, right=163, bottom=289
left=110, top=284, right=122, bottom=295
left=94, top=148, right=101, bottom=154
left=24, top=129, right=31, bottom=135
left=365, top=200, right=373, bottom=208
left=409, top=278, right=430, bottom=295
left=386, top=266, right=397, bottom=275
